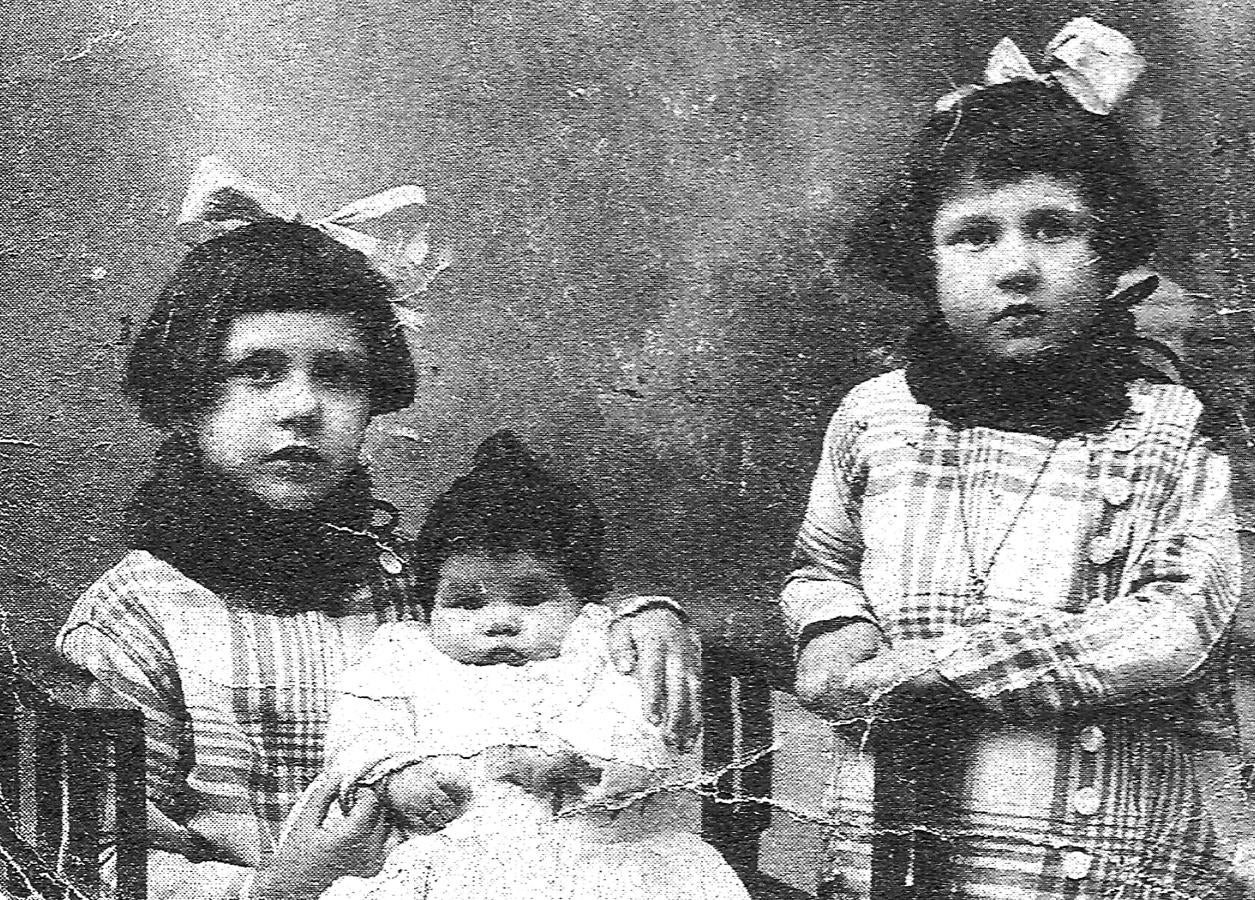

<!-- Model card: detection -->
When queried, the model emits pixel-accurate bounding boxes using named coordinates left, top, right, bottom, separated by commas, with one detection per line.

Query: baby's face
left=428, top=551, right=584, bottom=665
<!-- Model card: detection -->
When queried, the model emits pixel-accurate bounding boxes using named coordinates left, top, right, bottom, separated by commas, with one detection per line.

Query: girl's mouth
left=993, top=304, right=1045, bottom=337
left=263, top=446, right=325, bottom=479
left=992, top=303, right=1044, bottom=323
left=265, top=446, right=324, bottom=464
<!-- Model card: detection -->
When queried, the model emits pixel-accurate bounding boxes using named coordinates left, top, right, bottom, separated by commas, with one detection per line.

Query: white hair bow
left=935, top=17, right=1145, bottom=116
left=176, top=157, right=450, bottom=328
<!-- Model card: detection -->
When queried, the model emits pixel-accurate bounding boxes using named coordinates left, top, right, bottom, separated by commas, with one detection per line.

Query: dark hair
left=847, top=80, right=1160, bottom=299
left=412, top=430, right=610, bottom=608
left=123, top=221, right=416, bottom=428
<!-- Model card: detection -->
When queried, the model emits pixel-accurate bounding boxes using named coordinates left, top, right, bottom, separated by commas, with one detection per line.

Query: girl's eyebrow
left=221, top=346, right=368, bottom=365
left=314, top=347, right=370, bottom=363
left=1026, top=206, right=1089, bottom=220
left=223, top=347, right=289, bottom=366
left=936, top=212, right=995, bottom=230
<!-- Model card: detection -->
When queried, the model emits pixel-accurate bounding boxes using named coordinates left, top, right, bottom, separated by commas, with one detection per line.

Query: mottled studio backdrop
left=2, top=0, right=1254, bottom=653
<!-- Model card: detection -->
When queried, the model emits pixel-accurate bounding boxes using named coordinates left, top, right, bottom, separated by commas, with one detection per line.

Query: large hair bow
left=935, top=17, right=1144, bottom=116
left=177, top=156, right=450, bottom=327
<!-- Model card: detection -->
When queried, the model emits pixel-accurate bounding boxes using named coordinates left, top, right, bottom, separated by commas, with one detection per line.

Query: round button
left=960, top=604, right=990, bottom=626
left=1062, top=850, right=1092, bottom=880
left=1071, top=787, right=1100, bottom=816
left=378, top=549, right=404, bottom=575
left=1102, top=476, right=1132, bottom=507
left=1088, top=535, right=1117, bottom=565
left=1078, top=726, right=1105, bottom=753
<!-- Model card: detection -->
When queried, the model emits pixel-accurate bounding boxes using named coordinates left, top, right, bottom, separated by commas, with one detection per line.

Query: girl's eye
left=314, top=358, right=368, bottom=391
left=1031, top=214, right=1082, bottom=243
left=231, top=359, right=283, bottom=386
left=947, top=225, right=996, bottom=250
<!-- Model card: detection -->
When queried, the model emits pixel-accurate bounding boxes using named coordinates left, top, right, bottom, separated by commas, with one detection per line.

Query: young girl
left=784, top=19, right=1244, bottom=900
left=55, top=165, right=699, bottom=900
left=314, top=430, right=748, bottom=900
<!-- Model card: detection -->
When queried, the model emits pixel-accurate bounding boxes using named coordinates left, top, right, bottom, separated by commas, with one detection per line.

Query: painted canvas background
left=5, top=0, right=1253, bottom=653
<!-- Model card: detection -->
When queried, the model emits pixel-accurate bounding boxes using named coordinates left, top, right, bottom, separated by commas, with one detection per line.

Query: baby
left=313, top=431, right=749, bottom=900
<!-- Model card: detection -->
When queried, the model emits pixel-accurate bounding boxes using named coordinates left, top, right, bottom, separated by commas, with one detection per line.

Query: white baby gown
left=315, top=604, right=750, bottom=900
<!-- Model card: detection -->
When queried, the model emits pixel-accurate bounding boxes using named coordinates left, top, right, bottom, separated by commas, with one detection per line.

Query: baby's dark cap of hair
left=413, top=430, right=611, bottom=606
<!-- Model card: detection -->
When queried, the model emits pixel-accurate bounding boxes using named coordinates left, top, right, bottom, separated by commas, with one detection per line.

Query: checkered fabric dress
left=781, top=371, right=1244, bottom=900
left=58, top=549, right=421, bottom=900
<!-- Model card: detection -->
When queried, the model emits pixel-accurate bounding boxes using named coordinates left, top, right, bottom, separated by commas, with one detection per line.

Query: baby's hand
left=379, top=762, right=472, bottom=834
left=579, top=762, right=656, bottom=813
left=795, top=621, right=886, bottom=722
left=484, top=745, right=601, bottom=809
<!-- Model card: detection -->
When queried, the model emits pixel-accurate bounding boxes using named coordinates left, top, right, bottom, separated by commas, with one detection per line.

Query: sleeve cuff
left=779, top=579, right=876, bottom=639
left=610, top=595, right=688, bottom=624
left=355, top=752, right=431, bottom=788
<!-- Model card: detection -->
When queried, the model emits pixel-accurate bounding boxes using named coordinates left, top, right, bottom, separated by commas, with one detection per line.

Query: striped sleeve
left=57, top=574, right=253, bottom=900
left=779, top=387, right=878, bottom=638
left=57, top=581, right=191, bottom=818
left=938, top=435, right=1241, bottom=712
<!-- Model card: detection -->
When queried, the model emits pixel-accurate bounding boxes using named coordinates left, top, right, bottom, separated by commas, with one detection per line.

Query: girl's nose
left=272, top=374, right=322, bottom=423
left=994, top=235, right=1042, bottom=294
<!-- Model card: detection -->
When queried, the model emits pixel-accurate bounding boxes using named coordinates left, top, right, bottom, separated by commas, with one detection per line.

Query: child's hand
left=1233, top=840, right=1255, bottom=890
left=843, top=647, right=948, bottom=701
left=379, top=762, right=472, bottom=833
left=796, top=621, right=886, bottom=721
left=608, top=602, right=702, bottom=752
left=184, top=811, right=264, bottom=867
left=253, top=774, right=392, bottom=900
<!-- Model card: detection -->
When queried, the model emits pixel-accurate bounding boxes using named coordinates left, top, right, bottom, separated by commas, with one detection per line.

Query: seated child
left=309, top=430, right=749, bottom=900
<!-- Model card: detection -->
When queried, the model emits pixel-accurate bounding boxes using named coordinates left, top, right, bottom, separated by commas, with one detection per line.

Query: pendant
left=378, top=548, right=404, bottom=575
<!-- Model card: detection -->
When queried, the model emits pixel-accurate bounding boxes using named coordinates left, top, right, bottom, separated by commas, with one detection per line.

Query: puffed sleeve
left=545, top=620, right=698, bottom=817
left=936, top=434, right=1240, bottom=712
left=547, top=658, right=682, bottom=775
left=780, top=388, right=878, bottom=638
left=325, top=624, right=433, bottom=787
left=58, top=586, right=252, bottom=899
left=58, top=595, right=191, bottom=822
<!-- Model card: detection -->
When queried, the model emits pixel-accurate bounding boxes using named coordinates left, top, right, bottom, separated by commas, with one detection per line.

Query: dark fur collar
left=129, top=434, right=397, bottom=607
left=902, top=306, right=1153, bottom=439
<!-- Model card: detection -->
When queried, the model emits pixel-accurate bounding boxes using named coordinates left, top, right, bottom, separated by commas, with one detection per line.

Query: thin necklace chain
left=954, top=432, right=1059, bottom=603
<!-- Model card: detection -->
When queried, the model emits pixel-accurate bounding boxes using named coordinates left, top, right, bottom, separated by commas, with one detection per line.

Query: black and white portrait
left=2, top=2, right=1253, bottom=898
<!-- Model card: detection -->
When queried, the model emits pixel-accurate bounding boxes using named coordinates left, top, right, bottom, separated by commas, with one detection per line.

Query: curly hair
left=847, top=80, right=1160, bottom=300
left=124, top=221, right=416, bottom=428
left=411, top=430, right=611, bottom=610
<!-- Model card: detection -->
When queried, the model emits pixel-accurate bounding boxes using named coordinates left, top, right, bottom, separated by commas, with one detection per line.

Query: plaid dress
left=57, top=549, right=421, bottom=900
left=782, top=371, right=1243, bottom=900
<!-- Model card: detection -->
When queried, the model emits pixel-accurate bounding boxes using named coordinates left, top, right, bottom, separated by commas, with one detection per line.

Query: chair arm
left=692, top=596, right=796, bottom=694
